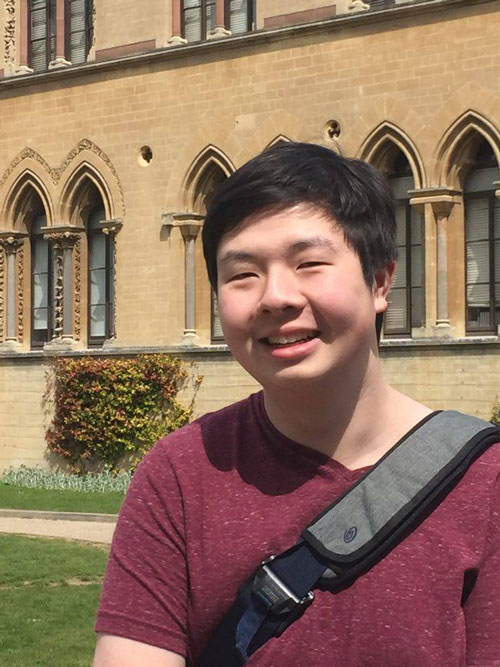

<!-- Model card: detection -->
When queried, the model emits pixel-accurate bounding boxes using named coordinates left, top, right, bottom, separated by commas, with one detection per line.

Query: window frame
left=87, top=217, right=113, bottom=347
left=227, top=0, right=253, bottom=34
left=464, top=190, right=499, bottom=335
left=28, top=0, right=57, bottom=73
left=65, top=0, right=94, bottom=65
left=181, top=0, right=252, bottom=42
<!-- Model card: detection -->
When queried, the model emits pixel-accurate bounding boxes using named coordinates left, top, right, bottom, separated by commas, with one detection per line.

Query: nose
left=258, top=267, right=306, bottom=315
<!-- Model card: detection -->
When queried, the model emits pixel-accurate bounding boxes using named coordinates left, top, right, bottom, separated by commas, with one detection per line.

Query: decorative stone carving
left=348, top=0, right=370, bottom=11
left=74, top=237, right=81, bottom=341
left=52, top=242, right=64, bottom=339
left=0, top=139, right=126, bottom=217
left=0, top=231, right=27, bottom=346
left=4, top=0, right=16, bottom=66
left=0, top=246, right=4, bottom=341
left=17, top=245, right=24, bottom=343
left=42, top=226, right=84, bottom=343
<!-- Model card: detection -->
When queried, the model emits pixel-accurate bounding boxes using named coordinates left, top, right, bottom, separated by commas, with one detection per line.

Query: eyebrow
left=218, top=236, right=337, bottom=267
left=288, top=236, right=336, bottom=253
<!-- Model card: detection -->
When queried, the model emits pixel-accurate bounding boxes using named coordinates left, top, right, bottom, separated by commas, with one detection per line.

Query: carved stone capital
left=101, top=219, right=123, bottom=236
left=348, top=0, right=370, bottom=12
left=48, top=56, right=71, bottom=70
left=0, top=230, right=28, bottom=254
left=41, top=225, right=85, bottom=246
left=408, top=188, right=462, bottom=219
left=162, top=212, right=204, bottom=241
left=167, top=35, right=188, bottom=47
left=207, top=26, right=231, bottom=40
left=494, top=181, right=500, bottom=199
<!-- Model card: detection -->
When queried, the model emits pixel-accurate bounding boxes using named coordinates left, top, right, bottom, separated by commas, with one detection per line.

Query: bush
left=492, top=402, right=500, bottom=425
left=44, top=355, right=201, bottom=473
left=1, top=465, right=131, bottom=494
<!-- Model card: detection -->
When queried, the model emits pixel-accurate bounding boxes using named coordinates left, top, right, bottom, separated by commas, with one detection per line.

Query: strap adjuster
left=251, top=555, right=314, bottom=633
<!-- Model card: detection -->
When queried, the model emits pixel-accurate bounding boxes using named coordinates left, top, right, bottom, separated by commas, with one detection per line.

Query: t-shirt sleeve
left=464, top=469, right=500, bottom=667
left=95, top=441, right=188, bottom=657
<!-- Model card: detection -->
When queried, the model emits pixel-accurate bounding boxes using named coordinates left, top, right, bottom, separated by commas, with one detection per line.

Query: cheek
left=217, top=293, right=253, bottom=339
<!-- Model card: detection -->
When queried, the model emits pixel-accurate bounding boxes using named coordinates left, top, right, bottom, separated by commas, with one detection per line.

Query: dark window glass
left=31, top=213, right=53, bottom=346
left=385, top=159, right=424, bottom=337
left=88, top=207, right=113, bottom=344
left=464, top=140, right=499, bottom=333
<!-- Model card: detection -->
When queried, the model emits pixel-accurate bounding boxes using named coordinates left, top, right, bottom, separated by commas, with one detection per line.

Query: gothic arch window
left=193, top=161, right=228, bottom=341
left=385, top=151, right=424, bottom=337
left=464, top=139, right=500, bottom=333
left=30, top=201, right=53, bottom=347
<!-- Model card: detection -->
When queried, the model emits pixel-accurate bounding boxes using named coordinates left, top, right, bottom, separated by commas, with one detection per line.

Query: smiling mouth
left=261, top=331, right=320, bottom=347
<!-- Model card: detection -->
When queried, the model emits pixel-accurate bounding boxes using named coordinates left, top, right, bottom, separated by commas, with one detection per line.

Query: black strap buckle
left=251, top=556, right=314, bottom=636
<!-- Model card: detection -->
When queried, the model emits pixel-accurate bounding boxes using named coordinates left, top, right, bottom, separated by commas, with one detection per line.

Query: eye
left=298, top=261, right=327, bottom=269
left=229, top=272, right=257, bottom=282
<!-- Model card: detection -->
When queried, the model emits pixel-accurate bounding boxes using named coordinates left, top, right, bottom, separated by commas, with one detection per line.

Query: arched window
left=194, top=164, right=228, bottom=340
left=385, top=152, right=424, bottom=336
left=87, top=205, right=113, bottom=344
left=31, top=208, right=52, bottom=346
left=464, top=139, right=500, bottom=333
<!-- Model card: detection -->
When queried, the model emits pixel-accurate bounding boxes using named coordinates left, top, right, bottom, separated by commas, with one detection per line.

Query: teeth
left=267, top=333, right=316, bottom=345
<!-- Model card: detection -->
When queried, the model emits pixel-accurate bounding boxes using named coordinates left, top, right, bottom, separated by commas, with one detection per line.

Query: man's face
left=216, top=205, right=392, bottom=393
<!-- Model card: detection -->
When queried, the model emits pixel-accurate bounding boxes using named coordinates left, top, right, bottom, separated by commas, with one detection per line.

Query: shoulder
left=135, top=392, right=260, bottom=479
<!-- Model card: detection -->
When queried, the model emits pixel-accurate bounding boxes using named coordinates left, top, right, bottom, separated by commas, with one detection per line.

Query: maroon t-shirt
left=96, top=392, right=500, bottom=666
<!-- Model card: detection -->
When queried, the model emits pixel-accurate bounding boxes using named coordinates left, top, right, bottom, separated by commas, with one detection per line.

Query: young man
left=94, top=143, right=500, bottom=666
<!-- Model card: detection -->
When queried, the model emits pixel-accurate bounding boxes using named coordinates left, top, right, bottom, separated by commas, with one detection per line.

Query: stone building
left=0, top=0, right=499, bottom=470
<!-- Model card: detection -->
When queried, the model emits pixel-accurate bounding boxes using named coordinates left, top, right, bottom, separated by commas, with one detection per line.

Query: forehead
left=217, top=204, right=343, bottom=254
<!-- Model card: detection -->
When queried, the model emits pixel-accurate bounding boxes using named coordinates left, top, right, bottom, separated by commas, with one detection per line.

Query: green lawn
left=0, top=482, right=123, bottom=514
left=0, top=534, right=108, bottom=666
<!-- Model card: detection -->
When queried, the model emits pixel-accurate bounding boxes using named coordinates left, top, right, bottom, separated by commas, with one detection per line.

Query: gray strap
left=304, top=411, right=492, bottom=559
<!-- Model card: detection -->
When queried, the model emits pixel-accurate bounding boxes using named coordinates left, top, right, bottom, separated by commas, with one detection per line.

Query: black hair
left=202, top=142, right=397, bottom=289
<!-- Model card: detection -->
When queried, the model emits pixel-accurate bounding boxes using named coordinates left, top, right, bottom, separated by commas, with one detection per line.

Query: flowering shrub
left=1, top=465, right=131, bottom=494
left=44, top=355, right=201, bottom=473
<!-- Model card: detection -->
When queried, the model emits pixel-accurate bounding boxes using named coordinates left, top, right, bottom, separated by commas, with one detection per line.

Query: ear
left=373, top=261, right=395, bottom=314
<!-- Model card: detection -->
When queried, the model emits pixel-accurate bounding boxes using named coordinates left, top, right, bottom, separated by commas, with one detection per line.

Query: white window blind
left=70, top=0, right=87, bottom=63
left=229, top=0, right=249, bottom=34
left=211, top=290, right=224, bottom=340
left=184, top=0, right=202, bottom=42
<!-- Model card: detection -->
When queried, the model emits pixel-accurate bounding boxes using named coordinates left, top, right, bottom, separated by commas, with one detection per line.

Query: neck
left=263, top=354, right=426, bottom=469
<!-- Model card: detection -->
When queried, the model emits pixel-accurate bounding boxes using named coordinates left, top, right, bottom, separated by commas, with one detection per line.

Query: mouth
left=260, top=331, right=320, bottom=347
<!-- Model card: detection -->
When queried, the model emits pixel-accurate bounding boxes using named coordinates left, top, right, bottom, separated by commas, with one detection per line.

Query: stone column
left=49, top=0, right=71, bottom=68
left=409, top=189, right=461, bottom=336
left=167, top=0, right=188, bottom=46
left=162, top=212, right=204, bottom=344
left=15, top=0, right=34, bottom=75
left=0, top=232, right=28, bottom=348
left=42, top=226, right=84, bottom=348
left=433, top=203, right=453, bottom=328
left=208, top=0, right=231, bottom=39
left=101, top=219, right=123, bottom=345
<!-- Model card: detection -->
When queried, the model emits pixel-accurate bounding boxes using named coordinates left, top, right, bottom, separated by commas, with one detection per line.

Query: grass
left=0, top=482, right=123, bottom=514
left=0, top=534, right=108, bottom=666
